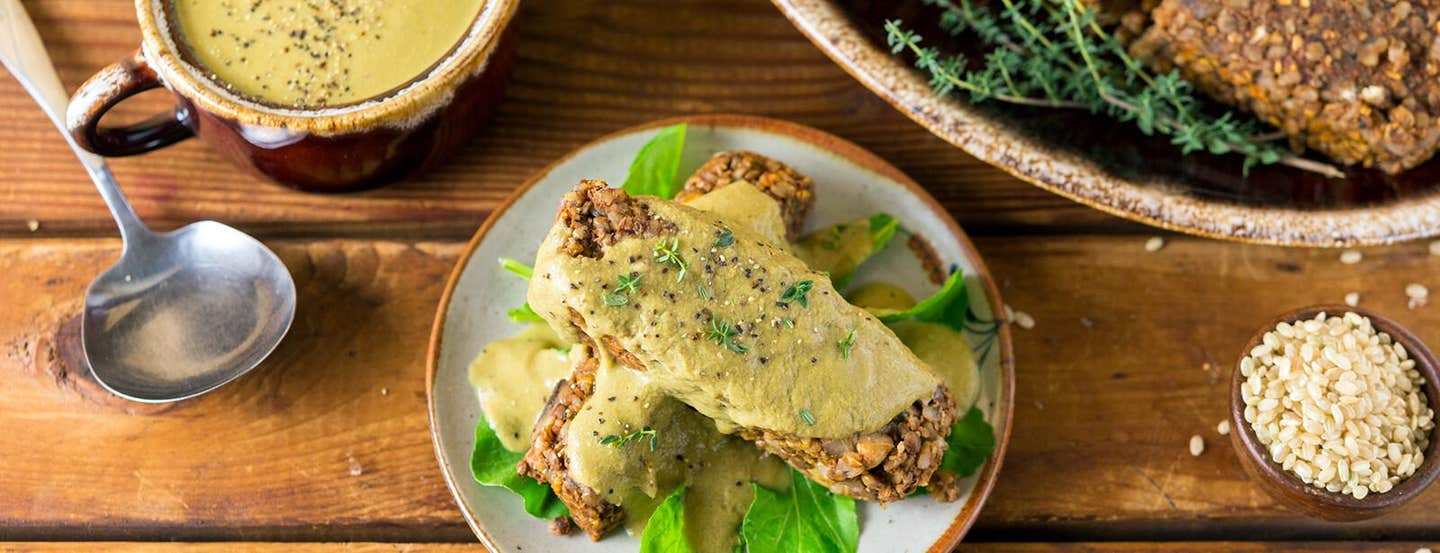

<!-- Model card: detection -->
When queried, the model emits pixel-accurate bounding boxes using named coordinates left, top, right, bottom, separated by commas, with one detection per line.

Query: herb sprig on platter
left=884, top=0, right=1342, bottom=177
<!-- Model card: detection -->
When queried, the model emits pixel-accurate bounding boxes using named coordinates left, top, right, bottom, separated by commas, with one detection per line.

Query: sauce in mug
left=171, top=0, right=486, bottom=107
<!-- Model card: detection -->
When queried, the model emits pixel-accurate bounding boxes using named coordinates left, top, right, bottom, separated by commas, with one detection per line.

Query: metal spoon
left=0, top=1, right=296, bottom=403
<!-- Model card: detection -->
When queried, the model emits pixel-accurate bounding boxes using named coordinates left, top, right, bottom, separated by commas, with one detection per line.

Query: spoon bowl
left=1230, top=305, right=1440, bottom=521
left=82, top=221, right=295, bottom=402
left=1, top=0, right=296, bottom=402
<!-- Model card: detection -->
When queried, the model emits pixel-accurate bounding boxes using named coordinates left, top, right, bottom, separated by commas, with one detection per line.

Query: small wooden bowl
left=1231, top=305, right=1440, bottom=521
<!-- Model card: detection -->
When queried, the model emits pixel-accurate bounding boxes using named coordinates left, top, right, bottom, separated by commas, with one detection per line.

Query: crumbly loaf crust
left=516, top=355, right=626, bottom=540
left=677, top=151, right=816, bottom=240
left=1131, top=0, right=1440, bottom=173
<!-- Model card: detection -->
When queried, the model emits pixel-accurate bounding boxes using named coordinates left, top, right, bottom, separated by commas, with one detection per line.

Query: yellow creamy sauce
left=467, top=324, right=571, bottom=452
left=529, top=197, right=941, bottom=437
left=564, top=346, right=787, bottom=552
left=792, top=216, right=882, bottom=281
left=171, top=0, right=485, bottom=107
left=684, top=181, right=789, bottom=248
left=849, top=282, right=979, bottom=409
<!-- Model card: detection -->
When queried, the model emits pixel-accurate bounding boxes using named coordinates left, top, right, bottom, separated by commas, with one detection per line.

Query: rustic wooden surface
left=1, top=0, right=1437, bottom=551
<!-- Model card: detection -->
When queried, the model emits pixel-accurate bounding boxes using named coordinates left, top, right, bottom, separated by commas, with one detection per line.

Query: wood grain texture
left=0, top=0, right=1119, bottom=240
left=964, top=545, right=1437, bottom=552
left=0, top=545, right=481, bottom=553
left=3, top=237, right=1440, bottom=543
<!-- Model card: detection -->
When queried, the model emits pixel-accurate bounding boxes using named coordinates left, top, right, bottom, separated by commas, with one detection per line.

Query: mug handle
left=67, top=48, right=193, bottom=157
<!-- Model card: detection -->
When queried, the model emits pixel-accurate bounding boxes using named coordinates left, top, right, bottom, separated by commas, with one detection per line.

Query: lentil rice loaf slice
left=542, top=180, right=963, bottom=504
left=676, top=150, right=816, bottom=240
left=517, top=172, right=823, bottom=538
left=1130, top=0, right=1440, bottom=174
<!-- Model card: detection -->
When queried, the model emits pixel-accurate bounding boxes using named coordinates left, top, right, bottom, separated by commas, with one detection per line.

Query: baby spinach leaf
left=623, top=124, right=688, bottom=199
left=741, top=469, right=859, bottom=553
left=470, top=414, right=568, bottom=519
left=941, top=406, right=996, bottom=478
left=507, top=303, right=544, bottom=323
left=866, top=213, right=898, bottom=252
left=497, top=258, right=543, bottom=323
left=640, top=486, right=692, bottom=553
left=498, top=257, right=533, bottom=279
left=877, top=269, right=967, bottom=331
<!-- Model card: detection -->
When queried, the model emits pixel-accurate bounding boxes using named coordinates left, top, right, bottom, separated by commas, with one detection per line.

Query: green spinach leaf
left=741, top=469, right=858, bottom=553
left=941, top=406, right=996, bottom=478
left=497, top=258, right=544, bottom=324
left=470, top=414, right=568, bottom=519
left=623, top=124, right=688, bottom=199
left=877, top=269, right=967, bottom=331
left=640, top=486, right=692, bottom=553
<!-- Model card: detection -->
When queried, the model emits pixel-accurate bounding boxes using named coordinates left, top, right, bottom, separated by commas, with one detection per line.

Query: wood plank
left=5, top=236, right=1440, bottom=541
left=0, top=0, right=1117, bottom=240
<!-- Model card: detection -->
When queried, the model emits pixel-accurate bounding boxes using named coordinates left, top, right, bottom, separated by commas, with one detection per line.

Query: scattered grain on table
left=1345, top=292, right=1360, bottom=307
left=1217, top=420, right=1231, bottom=436
left=1009, top=307, right=1035, bottom=330
left=1145, top=236, right=1165, bottom=252
left=1340, top=250, right=1362, bottom=264
left=1407, top=283, right=1429, bottom=309
left=1189, top=435, right=1205, bottom=456
left=25, top=219, right=39, bottom=232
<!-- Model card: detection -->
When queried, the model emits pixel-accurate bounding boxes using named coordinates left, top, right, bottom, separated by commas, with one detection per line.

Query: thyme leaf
left=600, top=427, right=658, bottom=451
left=837, top=328, right=856, bottom=359
left=714, top=227, right=735, bottom=248
left=780, top=280, right=814, bottom=308
left=653, top=238, right=689, bottom=282
left=706, top=314, right=749, bottom=354
left=799, top=409, right=816, bottom=426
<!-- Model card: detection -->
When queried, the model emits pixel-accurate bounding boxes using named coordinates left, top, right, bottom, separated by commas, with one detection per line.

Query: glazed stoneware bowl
left=1230, top=305, right=1440, bottom=521
left=427, top=114, right=1016, bottom=552
left=64, top=0, right=518, bottom=192
left=773, top=0, right=1440, bottom=246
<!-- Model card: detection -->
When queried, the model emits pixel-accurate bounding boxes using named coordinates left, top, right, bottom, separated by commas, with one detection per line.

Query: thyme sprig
left=706, top=314, right=749, bottom=354
left=779, top=280, right=814, bottom=308
left=883, top=0, right=1342, bottom=178
left=837, top=328, right=857, bottom=359
left=600, top=427, right=658, bottom=451
left=653, top=238, right=689, bottom=282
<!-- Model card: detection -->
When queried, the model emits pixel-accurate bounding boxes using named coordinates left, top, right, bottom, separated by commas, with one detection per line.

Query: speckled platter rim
left=425, top=114, right=1016, bottom=552
left=771, top=0, right=1440, bottom=248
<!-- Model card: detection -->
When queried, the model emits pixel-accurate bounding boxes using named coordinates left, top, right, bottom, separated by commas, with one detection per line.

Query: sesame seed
left=1145, top=236, right=1165, bottom=252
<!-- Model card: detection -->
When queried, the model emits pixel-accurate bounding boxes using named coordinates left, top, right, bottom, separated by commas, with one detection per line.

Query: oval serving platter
left=427, top=114, right=1015, bottom=552
left=773, top=0, right=1440, bottom=247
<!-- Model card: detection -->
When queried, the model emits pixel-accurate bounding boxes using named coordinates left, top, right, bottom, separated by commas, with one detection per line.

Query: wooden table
left=2, top=1, right=1437, bottom=551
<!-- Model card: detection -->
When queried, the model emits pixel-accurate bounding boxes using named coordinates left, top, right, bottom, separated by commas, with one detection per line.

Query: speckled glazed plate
left=773, top=0, right=1440, bottom=247
left=427, top=114, right=1015, bottom=552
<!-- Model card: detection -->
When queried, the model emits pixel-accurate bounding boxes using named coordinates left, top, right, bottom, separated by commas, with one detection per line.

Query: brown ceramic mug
left=65, top=0, right=518, bottom=192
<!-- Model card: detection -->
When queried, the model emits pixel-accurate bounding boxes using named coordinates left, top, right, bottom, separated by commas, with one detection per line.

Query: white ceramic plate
left=427, top=114, right=1015, bottom=552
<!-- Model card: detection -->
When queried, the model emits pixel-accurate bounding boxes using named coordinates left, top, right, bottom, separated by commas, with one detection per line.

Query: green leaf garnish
left=470, top=414, right=568, bottom=519
left=866, top=213, right=898, bottom=252
left=941, top=406, right=996, bottom=477
left=706, top=314, right=748, bottom=354
left=877, top=270, right=968, bottom=331
left=602, top=292, right=629, bottom=307
left=799, top=409, right=816, bottom=426
left=599, top=427, right=658, bottom=451
left=714, top=227, right=735, bottom=248
left=616, top=272, right=644, bottom=294
left=498, top=257, right=533, bottom=279
left=640, top=486, right=691, bottom=553
left=793, top=213, right=901, bottom=291
left=653, top=237, right=689, bottom=282
left=779, top=280, right=814, bottom=308
left=741, top=469, right=858, bottom=553
left=697, top=284, right=712, bottom=301
left=837, top=328, right=856, bottom=359
left=507, top=303, right=544, bottom=323
left=622, top=124, right=688, bottom=199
